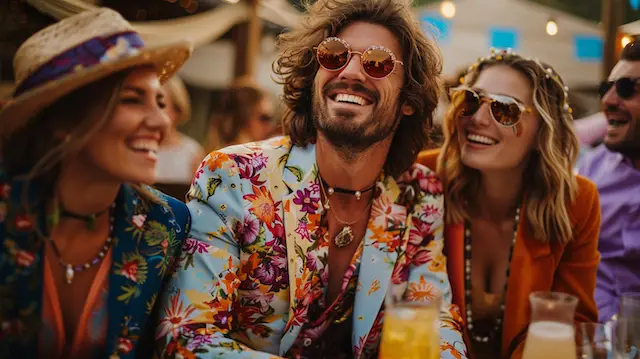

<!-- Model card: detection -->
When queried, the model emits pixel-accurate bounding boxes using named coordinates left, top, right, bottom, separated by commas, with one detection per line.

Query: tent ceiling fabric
left=25, top=0, right=301, bottom=47
left=621, top=20, right=640, bottom=34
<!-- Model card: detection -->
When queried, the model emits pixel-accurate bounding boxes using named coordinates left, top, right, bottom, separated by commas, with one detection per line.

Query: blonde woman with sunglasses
left=419, top=49, right=600, bottom=359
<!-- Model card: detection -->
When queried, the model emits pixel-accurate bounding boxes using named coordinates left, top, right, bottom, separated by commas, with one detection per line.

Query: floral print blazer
left=0, top=170, right=191, bottom=359
left=157, top=137, right=467, bottom=359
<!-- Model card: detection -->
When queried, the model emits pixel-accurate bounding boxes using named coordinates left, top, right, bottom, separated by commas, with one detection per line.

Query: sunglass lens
left=599, top=81, right=614, bottom=98
left=616, top=78, right=636, bottom=99
left=453, top=89, right=480, bottom=116
left=317, top=39, right=349, bottom=70
left=491, top=101, right=521, bottom=126
left=361, top=48, right=395, bottom=78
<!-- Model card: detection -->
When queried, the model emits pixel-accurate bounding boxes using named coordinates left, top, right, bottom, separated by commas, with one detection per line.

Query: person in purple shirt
left=578, top=41, right=640, bottom=322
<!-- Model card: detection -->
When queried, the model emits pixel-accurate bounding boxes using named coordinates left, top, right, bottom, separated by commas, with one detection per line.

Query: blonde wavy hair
left=438, top=51, right=579, bottom=244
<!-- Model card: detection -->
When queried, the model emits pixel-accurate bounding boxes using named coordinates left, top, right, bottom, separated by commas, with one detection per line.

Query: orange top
left=39, top=252, right=111, bottom=359
left=417, top=149, right=600, bottom=359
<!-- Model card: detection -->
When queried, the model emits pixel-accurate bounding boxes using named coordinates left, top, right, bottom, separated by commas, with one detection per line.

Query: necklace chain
left=319, top=179, right=372, bottom=225
left=463, top=203, right=521, bottom=345
left=47, top=203, right=116, bottom=284
left=318, top=178, right=374, bottom=248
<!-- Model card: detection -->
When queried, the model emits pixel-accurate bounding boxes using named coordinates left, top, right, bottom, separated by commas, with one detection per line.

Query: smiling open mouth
left=608, top=119, right=629, bottom=127
left=333, top=93, right=367, bottom=106
left=128, top=139, right=158, bottom=160
left=466, top=132, right=498, bottom=146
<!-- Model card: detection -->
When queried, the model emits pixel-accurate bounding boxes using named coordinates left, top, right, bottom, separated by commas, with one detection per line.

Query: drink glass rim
left=529, top=291, right=578, bottom=304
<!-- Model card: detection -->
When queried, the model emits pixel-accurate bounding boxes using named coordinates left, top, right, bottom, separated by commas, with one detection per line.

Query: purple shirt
left=578, top=144, right=640, bottom=322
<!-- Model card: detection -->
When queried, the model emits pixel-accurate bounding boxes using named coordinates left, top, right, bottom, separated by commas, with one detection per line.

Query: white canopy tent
left=415, top=0, right=603, bottom=89
left=621, top=20, right=640, bottom=35
left=26, top=0, right=301, bottom=47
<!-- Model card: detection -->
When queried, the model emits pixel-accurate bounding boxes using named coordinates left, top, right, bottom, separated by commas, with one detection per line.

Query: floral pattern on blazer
left=156, top=137, right=468, bottom=359
left=0, top=170, right=191, bottom=359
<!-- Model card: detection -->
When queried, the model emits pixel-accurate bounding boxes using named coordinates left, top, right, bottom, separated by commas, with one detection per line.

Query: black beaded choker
left=50, top=204, right=112, bottom=231
left=319, top=177, right=376, bottom=201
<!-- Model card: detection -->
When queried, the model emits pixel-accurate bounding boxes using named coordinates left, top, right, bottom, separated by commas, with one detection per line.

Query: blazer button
left=303, top=338, right=312, bottom=347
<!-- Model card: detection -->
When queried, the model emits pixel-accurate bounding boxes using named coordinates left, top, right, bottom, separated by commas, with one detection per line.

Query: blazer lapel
left=278, top=144, right=326, bottom=355
left=105, top=185, right=170, bottom=359
left=445, top=222, right=470, bottom=350
left=503, top=202, right=552, bottom=356
left=352, top=175, right=406, bottom=355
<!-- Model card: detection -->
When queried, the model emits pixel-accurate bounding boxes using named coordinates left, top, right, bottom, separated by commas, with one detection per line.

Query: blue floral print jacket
left=0, top=167, right=191, bottom=359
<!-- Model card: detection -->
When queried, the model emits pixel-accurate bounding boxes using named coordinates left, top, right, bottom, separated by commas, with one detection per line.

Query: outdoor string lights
left=546, top=18, right=558, bottom=36
left=440, top=1, right=456, bottom=19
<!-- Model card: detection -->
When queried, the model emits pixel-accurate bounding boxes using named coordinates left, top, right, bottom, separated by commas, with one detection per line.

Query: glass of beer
left=522, top=291, right=578, bottom=359
left=379, top=290, right=441, bottom=359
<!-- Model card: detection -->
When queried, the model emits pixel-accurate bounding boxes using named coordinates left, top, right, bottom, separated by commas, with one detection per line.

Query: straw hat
left=0, top=7, right=193, bottom=138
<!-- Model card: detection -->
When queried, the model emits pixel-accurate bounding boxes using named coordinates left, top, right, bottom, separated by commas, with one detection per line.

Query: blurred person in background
left=574, top=111, right=607, bottom=147
left=156, top=75, right=205, bottom=185
left=206, top=77, right=276, bottom=151
left=0, top=9, right=192, bottom=359
left=419, top=49, right=600, bottom=358
left=577, top=40, right=640, bottom=322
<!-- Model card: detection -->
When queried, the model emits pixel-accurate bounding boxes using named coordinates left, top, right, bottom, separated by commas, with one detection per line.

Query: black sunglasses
left=599, top=77, right=640, bottom=99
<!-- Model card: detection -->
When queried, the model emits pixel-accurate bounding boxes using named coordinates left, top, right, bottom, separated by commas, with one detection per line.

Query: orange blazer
left=418, top=149, right=600, bottom=359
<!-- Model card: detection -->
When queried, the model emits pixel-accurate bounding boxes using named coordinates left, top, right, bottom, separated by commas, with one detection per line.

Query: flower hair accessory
left=459, top=47, right=573, bottom=115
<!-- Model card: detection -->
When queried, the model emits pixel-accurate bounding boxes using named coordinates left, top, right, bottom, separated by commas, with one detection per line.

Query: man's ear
left=401, top=103, right=415, bottom=116
left=54, top=131, right=71, bottom=143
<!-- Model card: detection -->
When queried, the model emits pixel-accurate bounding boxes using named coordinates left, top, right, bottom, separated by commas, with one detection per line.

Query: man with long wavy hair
left=156, top=0, right=467, bottom=358
left=578, top=40, right=640, bottom=322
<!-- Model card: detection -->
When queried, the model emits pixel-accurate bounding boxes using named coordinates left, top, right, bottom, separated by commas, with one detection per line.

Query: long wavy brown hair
left=274, top=0, right=442, bottom=177
left=438, top=53, right=579, bottom=244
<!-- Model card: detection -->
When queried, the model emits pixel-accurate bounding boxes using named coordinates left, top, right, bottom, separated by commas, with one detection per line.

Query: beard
left=604, top=106, right=640, bottom=158
left=312, top=82, right=403, bottom=160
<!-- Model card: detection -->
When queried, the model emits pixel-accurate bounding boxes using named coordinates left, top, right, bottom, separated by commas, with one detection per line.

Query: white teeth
left=129, top=139, right=159, bottom=152
left=335, top=93, right=366, bottom=105
left=467, top=133, right=497, bottom=145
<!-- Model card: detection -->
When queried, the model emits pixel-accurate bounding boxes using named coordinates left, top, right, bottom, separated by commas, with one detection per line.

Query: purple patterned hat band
left=14, top=31, right=144, bottom=97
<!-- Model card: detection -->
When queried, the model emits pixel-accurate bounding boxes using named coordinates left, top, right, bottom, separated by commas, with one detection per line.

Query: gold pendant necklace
left=319, top=179, right=373, bottom=248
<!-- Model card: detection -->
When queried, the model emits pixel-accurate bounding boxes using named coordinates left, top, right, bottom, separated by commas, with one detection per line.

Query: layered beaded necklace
left=463, top=203, right=521, bottom=345
left=47, top=202, right=116, bottom=284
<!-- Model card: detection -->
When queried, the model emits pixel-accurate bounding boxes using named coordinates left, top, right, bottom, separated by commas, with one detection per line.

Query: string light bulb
left=440, top=1, right=456, bottom=19
left=546, top=19, right=558, bottom=36
left=622, top=35, right=632, bottom=48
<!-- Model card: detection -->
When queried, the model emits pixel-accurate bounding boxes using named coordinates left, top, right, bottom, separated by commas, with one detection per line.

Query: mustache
left=322, top=82, right=380, bottom=103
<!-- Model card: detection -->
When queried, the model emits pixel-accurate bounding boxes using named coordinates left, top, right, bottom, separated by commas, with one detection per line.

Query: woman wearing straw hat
left=0, top=8, right=193, bottom=359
